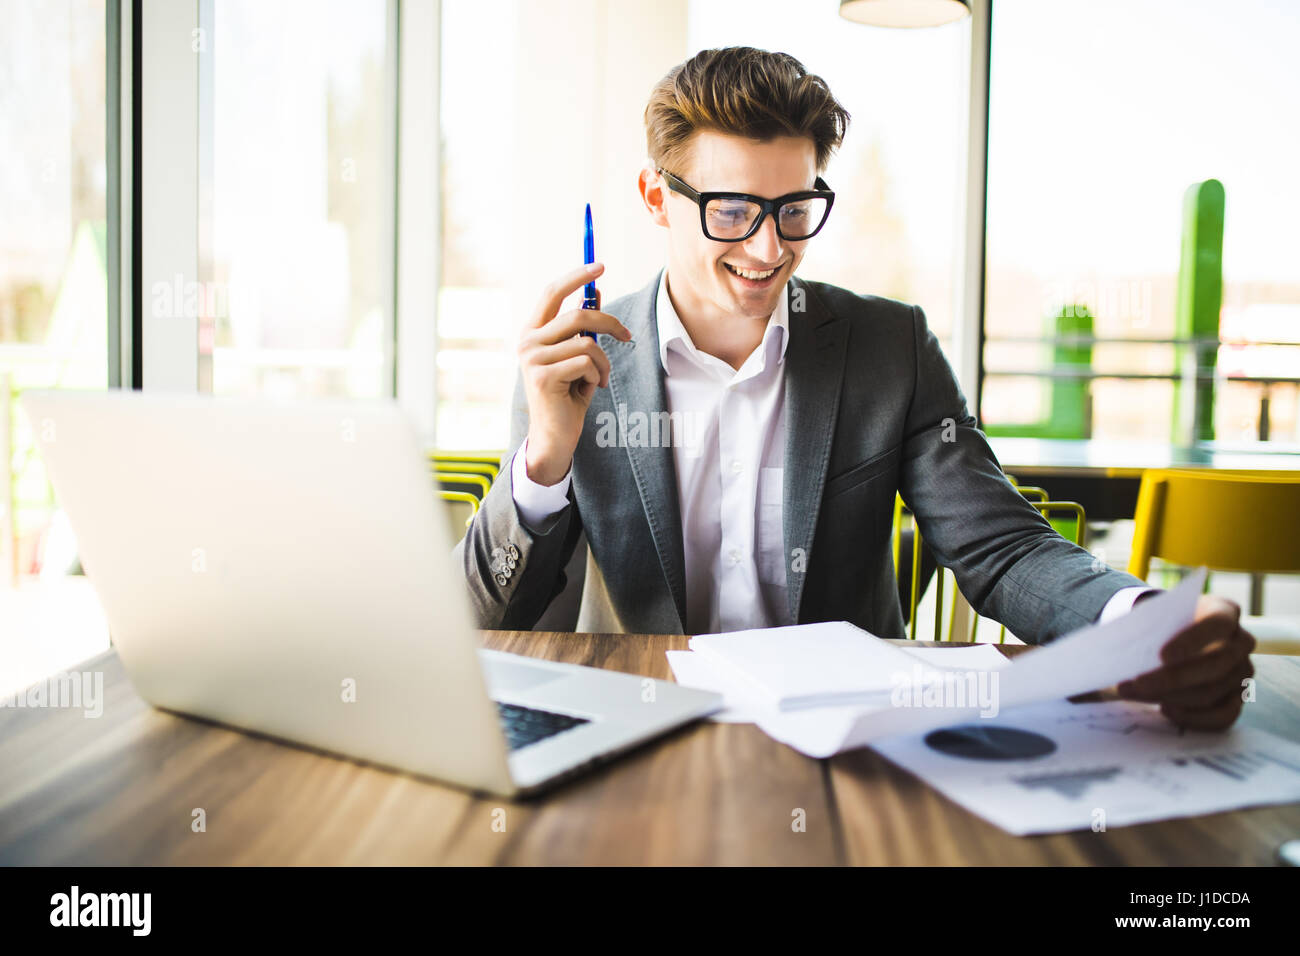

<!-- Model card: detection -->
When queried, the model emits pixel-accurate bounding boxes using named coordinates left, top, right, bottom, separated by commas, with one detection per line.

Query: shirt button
left=727, top=548, right=740, bottom=566
left=730, top=460, right=742, bottom=475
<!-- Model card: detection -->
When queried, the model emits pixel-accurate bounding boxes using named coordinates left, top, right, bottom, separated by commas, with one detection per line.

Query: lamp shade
left=839, top=0, right=970, bottom=28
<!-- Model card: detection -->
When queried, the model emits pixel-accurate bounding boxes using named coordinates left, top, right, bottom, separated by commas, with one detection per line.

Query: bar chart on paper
left=872, top=700, right=1300, bottom=834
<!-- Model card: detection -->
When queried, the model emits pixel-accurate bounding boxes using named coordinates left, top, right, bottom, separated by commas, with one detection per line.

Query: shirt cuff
left=1097, top=586, right=1160, bottom=625
left=510, top=437, right=572, bottom=532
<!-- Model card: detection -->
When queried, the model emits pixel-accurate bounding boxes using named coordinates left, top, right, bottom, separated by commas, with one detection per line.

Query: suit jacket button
left=495, top=573, right=508, bottom=587
left=507, top=544, right=520, bottom=560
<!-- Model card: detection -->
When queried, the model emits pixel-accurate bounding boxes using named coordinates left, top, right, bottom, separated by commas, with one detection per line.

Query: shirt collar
left=655, top=269, right=791, bottom=376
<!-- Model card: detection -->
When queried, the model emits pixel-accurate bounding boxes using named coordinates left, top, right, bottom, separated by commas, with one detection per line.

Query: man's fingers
left=528, top=263, right=605, bottom=329
left=535, top=308, right=631, bottom=345
left=548, top=354, right=602, bottom=391
left=531, top=336, right=612, bottom=388
left=1155, top=657, right=1254, bottom=710
left=1160, top=595, right=1240, bottom=665
left=1160, top=685, right=1244, bottom=732
left=1117, top=625, right=1254, bottom=702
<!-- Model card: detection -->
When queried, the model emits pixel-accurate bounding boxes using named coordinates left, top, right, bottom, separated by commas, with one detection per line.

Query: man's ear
left=638, top=164, right=670, bottom=229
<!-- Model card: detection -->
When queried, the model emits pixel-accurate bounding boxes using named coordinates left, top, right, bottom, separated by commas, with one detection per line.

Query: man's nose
left=743, top=215, right=784, bottom=264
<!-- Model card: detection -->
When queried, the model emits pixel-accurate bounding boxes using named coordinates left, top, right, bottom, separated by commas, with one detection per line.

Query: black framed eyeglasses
left=657, top=167, right=836, bottom=242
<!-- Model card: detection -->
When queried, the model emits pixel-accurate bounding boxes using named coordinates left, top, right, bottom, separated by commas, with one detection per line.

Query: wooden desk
left=1, top=632, right=1297, bottom=865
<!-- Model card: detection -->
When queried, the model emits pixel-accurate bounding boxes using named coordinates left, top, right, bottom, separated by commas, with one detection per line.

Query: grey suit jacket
left=453, top=272, right=1147, bottom=641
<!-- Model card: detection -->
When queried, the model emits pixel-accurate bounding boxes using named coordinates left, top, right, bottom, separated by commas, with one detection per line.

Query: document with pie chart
left=870, top=698, right=1300, bottom=835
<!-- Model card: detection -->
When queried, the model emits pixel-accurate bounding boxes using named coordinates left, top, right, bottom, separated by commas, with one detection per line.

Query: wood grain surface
left=1, top=633, right=1296, bottom=865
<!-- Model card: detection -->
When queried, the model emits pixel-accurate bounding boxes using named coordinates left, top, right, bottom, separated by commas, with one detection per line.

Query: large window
left=690, top=0, right=967, bottom=349
left=436, top=0, right=519, bottom=449
left=435, top=0, right=969, bottom=451
left=0, top=0, right=111, bottom=690
left=982, top=0, right=1300, bottom=445
left=209, top=0, right=392, bottom=400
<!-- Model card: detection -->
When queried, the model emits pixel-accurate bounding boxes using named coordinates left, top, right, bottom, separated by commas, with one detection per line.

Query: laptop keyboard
left=495, top=701, right=591, bottom=752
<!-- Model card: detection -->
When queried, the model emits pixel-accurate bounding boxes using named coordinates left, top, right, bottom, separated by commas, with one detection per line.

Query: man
left=455, top=47, right=1254, bottom=731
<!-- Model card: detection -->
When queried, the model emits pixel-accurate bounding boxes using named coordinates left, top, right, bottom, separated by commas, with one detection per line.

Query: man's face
left=646, top=131, right=818, bottom=324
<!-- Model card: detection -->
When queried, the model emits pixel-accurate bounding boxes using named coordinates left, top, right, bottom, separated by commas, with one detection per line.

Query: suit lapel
left=782, top=278, right=849, bottom=624
left=605, top=271, right=688, bottom=632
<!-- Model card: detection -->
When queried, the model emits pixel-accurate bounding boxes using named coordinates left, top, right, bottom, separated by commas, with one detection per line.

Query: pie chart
left=924, top=725, right=1057, bottom=760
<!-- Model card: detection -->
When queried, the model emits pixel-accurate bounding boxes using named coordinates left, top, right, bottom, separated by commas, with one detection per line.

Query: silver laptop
left=22, top=389, right=720, bottom=797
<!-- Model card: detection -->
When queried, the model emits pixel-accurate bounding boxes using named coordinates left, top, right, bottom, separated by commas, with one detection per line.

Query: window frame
left=124, top=0, right=432, bottom=427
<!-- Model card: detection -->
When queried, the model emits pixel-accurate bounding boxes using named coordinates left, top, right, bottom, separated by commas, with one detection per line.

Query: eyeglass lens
left=703, top=195, right=829, bottom=241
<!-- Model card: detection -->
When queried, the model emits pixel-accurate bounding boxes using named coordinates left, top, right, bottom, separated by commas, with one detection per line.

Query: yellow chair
left=439, top=490, right=479, bottom=533
left=430, top=452, right=504, bottom=481
left=894, top=489, right=1090, bottom=643
left=431, top=453, right=503, bottom=534
left=1007, top=479, right=1050, bottom=502
left=894, top=494, right=966, bottom=642
left=1128, top=469, right=1300, bottom=654
left=432, top=461, right=498, bottom=484
left=436, top=471, right=491, bottom=502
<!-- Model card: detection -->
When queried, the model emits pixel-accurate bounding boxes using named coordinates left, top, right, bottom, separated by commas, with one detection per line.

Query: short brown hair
left=645, top=47, right=850, bottom=176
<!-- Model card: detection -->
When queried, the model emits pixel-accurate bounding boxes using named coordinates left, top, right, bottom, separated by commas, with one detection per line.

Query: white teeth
left=727, top=263, right=777, bottom=281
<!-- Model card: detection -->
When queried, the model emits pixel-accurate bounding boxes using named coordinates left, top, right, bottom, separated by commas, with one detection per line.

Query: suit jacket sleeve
left=451, top=372, right=585, bottom=629
left=897, top=304, right=1149, bottom=643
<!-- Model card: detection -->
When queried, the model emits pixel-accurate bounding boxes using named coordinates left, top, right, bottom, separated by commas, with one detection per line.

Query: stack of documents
left=669, top=568, right=1207, bottom=752
left=667, top=568, right=1300, bottom=833
left=669, top=624, right=1009, bottom=723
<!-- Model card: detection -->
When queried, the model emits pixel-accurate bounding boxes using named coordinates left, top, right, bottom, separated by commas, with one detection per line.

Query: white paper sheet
left=897, top=643, right=1013, bottom=671
left=870, top=698, right=1300, bottom=834
left=988, top=566, right=1206, bottom=711
left=668, top=641, right=1012, bottom=724
left=665, top=650, right=769, bottom=723
left=689, top=620, right=930, bottom=710
left=670, top=568, right=1207, bottom=755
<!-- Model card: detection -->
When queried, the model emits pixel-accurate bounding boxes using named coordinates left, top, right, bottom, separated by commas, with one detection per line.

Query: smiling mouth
left=723, top=262, right=780, bottom=281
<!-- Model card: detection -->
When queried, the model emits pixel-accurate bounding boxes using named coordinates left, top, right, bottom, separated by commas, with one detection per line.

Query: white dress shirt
left=510, top=270, right=1151, bottom=633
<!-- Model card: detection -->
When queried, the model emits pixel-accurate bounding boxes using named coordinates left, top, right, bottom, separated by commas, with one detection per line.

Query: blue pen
left=581, top=203, right=598, bottom=339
